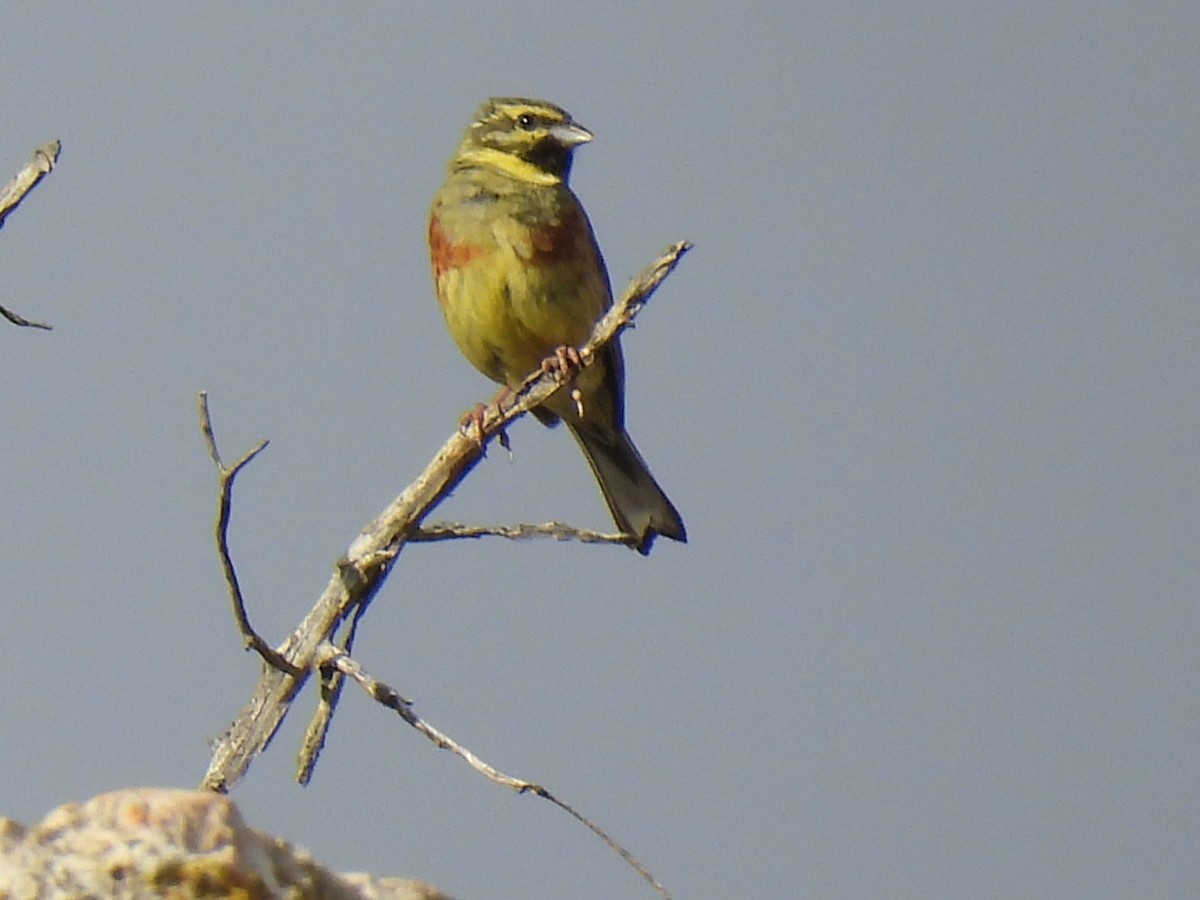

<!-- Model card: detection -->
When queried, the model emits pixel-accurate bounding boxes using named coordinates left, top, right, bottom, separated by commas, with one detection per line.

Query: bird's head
left=453, top=97, right=593, bottom=185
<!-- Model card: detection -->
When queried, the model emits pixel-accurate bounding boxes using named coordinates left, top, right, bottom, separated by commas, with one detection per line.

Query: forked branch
left=200, top=240, right=690, bottom=793
left=198, top=242, right=690, bottom=900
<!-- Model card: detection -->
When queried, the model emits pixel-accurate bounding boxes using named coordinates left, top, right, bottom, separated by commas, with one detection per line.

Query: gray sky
left=2, top=4, right=1197, bottom=898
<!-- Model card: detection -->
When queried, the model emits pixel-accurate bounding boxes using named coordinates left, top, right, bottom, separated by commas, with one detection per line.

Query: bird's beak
left=550, top=122, right=594, bottom=146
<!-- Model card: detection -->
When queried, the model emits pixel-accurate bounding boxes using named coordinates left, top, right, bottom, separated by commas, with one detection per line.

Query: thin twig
left=0, top=140, right=60, bottom=330
left=411, top=520, right=634, bottom=547
left=197, top=391, right=299, bottom=676
left=0, top=305, right=52, bottom=329
left=316, top=642, right=674, bottom=900
left=297, top=665, right=342, bottom=786
left=296, top=562, right=380, bottom=784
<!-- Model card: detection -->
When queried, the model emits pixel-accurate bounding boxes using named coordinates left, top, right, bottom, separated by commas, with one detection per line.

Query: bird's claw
left=458, top=403, right=489, bottom=447
left=540, top=345, right=587, bottom=416
left=541, top=344, right=583, bottom=380
left=459, top=386, right=515, bottom=450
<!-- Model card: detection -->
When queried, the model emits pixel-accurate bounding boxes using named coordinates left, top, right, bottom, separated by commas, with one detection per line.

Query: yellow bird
left=428, top=97, right=685, bottom=554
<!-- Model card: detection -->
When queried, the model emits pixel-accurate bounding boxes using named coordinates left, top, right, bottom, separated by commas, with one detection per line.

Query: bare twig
left=0, top=305, right=52, bottom=329
left=0, top=140, right=59, bottom=229
left=315, top=642, right=674, bottom=900
left=412, top=520, right=634, bottom=547
left=0, top=140, right=60, bottom=330
left=197, top=391, right=298, bottom=676
left=200, top=240, right=690, bottom=794
left=296, top=574, right=376, bottom=785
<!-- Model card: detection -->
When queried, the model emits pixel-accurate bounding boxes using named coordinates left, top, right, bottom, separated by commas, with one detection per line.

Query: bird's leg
left=491, top=385, right=513, bottom=454
left=541, top=345, right=586, bottom=417
left=458, top=403, right=488, bottom=447
left=543, top=344, right=583, bottom=377
left=459, top=385, right=513, bottom=450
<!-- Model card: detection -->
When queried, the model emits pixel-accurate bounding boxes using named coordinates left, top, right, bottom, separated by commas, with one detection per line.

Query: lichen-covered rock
left=0, top=788, right=452, bottom=900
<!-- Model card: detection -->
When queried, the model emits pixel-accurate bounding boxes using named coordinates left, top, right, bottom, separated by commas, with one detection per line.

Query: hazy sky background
left=1, top=4, right=1196, bottom=899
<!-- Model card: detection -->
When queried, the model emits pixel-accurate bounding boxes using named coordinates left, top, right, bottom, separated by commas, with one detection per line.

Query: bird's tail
left=569, top=423, right=687, bottom=555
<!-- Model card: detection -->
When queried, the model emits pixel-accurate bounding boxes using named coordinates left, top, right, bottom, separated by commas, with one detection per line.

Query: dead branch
left=197, top=391, right=299, bottom=675
left=197, top=242, right=689, bottom=896
left=0, top=140, right=60, bottom=330
left=200, top=240, right=689, bottom=794
left=411, top=519, right=633, bottom=546
left=314, top=641, right=674, bottom=900
left=0, top=140, right=59, bottom=229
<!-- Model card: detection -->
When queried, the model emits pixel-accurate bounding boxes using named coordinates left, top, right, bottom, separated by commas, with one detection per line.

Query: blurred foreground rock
left=0, top=788, right=453, bottom=900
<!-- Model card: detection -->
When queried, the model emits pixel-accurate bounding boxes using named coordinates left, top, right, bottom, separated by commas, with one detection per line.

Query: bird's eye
left=516, top=114, right=535, bottom=130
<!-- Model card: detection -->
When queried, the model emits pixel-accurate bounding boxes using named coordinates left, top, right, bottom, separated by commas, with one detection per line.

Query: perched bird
left=428, top=97, right=686, bottom=554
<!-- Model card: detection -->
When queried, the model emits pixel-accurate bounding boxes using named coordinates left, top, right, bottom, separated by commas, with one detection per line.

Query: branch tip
left=0, top=140, right=63, bottom=329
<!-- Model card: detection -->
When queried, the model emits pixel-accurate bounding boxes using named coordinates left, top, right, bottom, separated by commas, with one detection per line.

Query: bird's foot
left=458, top=403, right=488, bottom=447
left=541, top=346, right=587, bottom=417
left=459, top=387, right=514, bottom=451
left=541, top=345, right=584, bottom=380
